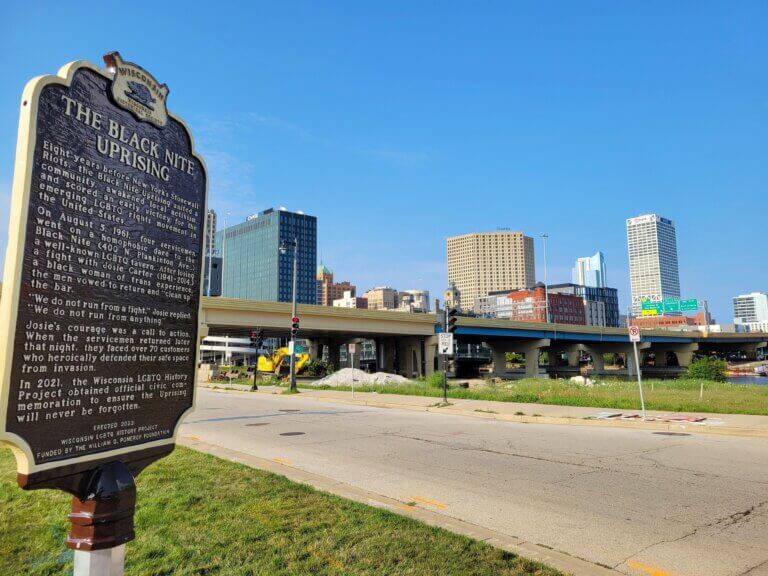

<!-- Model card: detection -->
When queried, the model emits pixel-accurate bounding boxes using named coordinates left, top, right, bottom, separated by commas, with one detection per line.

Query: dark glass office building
left=549, top=283, right=621, bottom=328
left=216, top=208, right=317, bottom=303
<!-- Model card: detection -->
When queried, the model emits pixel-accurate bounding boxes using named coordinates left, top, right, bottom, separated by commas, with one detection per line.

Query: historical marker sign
left=0, top=55, right=207, bottom=488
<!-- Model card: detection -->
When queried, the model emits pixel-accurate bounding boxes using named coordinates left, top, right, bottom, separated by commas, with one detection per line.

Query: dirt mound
left=315, top=368, right=410, bottom=386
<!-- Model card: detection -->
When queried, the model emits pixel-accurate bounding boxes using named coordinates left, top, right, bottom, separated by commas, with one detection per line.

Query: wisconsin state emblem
left=103, top=51, right=169, bottom=128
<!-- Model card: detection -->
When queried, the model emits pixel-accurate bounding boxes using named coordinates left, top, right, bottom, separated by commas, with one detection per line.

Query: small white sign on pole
left=348, top=343, right=356, bottom=354
left=438, top=333, right=455, bottom=356
left=288, top=341, right=295, bottom=354
left=628, top=326, right=646, bottom=419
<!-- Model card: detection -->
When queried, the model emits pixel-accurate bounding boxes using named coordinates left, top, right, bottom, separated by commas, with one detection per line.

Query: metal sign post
left=349, top=343, right=356, bottom=399
left=629, top=326, right=646, bottom=419
left=438, top=331, right=454, bottom=403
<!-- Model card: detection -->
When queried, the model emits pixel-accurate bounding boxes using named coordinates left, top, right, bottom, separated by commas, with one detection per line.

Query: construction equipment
left=257, top=347, right=310, bottom=376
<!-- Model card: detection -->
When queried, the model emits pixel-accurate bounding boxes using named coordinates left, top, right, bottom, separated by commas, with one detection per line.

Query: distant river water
left=728, top=375, right=768, bottom=385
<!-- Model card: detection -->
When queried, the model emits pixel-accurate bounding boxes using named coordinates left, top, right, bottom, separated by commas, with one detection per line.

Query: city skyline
left=0, top=2, right=766, bottom=324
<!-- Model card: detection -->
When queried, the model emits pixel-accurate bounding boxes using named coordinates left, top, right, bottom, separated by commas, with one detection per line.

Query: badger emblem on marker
left=103, top=51, right=169, bottom=127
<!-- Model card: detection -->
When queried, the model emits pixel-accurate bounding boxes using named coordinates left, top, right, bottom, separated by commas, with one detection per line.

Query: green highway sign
left=641, top=301, right=663, bottom=314
left=640, top=296, right=700, bottom=315
left=640, top=298, right=660, bottom=311
left=680, top=299, right=700, bottom=312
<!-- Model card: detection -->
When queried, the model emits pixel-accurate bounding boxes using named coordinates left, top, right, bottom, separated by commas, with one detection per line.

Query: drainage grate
left=280, top=432, right=305, bottom=436
left=652, top=432, right=691, bottom=437
left=245, top=423, right=269, bottom=427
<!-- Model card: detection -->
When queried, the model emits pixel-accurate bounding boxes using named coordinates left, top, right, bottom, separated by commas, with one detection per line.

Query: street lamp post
left=541, top=234, right=550, bottom=323
left=206, top=213, right=213, bottom=297
left=280, top=237, right=299, bottom=392
left=220, top=211, right=230, bottom=297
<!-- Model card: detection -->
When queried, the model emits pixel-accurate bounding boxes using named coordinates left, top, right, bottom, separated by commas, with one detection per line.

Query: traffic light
left=250, top=329, right=264, bottom=349
left=446, top=307, right=458, bottom=333
left=291, top=316, right=300, bottom=338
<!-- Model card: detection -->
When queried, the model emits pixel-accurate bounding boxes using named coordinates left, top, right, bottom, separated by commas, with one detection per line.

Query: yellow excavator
left=257, top=347, right=311, bottom=375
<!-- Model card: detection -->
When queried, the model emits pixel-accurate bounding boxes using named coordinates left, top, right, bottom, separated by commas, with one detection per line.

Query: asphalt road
left=181, top=389, right=768, bottom=576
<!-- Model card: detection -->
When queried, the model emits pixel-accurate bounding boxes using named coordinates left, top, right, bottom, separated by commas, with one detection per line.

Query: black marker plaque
left=0, top=54, right=206, bottom=500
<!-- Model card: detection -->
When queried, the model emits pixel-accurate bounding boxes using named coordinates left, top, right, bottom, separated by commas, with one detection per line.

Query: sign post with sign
left=438, top=333, right=455, bottom=356
left=0, top=54, right=206, bottom=574
left=628, top=326, right=646, bottom=419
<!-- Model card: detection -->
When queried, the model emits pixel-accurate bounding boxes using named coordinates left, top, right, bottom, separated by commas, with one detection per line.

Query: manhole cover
left=278, top=409, right=300, bottom=413
left=652, top=432, right=691, bottom=437
left=245, top=423, right=269, bottom=427
left=280, top=432, right=305, bottom=436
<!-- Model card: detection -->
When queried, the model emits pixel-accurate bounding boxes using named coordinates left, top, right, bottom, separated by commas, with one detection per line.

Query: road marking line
left=395, top=503, right=415, bottom=513
left=627, top=561, right=672, bottom=576
left=412, top=496, right=448, bottom=510
left=185, top=435, right=201, bottom=441
left=272, top=457, right=293, bottom=466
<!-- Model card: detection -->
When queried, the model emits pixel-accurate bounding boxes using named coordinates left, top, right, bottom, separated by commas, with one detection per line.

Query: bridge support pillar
left=626, top=348, right=640, bottom=377
left=489, top=339, right=549, bottom=379
left=622, top=344, right=648, bottom=376
left=564, top=344, right=581, bottom=367
left=424, top=336, right=438, bottom=377
left=651, top=349, right=668, bottom=367
left=377, top=339, right=396, bottom=373
left=544, top=343, right=581, bottom=375
left=490, top=346, right=508, bottom=378
left=327, top=340, right=341, bottom=372
left=306, top=339, right=321, bottom=361
left=582, top=345, right=605, bottom=373
left=524, top=348, right=540, bottom=378
left=673, top=344, right=699, bottom=367
left=395, top=338, right=421, bottom=379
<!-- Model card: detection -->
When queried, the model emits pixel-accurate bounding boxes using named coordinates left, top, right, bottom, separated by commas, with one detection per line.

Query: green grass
left=288, top=377, right=768, bottom=416
left=0, top=447, right=560, bottom=576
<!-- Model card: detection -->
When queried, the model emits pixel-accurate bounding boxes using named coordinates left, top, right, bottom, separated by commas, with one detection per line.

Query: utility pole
left=541, top=233, right=550, bottom=323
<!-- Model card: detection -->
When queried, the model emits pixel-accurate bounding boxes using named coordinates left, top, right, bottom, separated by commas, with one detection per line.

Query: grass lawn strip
left=289, top=377, right=768, bottom=416
left=0, top=446, right=561, bottom=576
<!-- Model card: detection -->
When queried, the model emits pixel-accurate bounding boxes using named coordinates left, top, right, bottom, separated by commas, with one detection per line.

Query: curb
left=202, top=386, right=768, bottom=439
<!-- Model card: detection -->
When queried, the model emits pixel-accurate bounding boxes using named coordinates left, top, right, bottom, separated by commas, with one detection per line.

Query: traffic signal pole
left=443, top=308, right=448, bottom=404
left=289, top=238, right=299, bottom=392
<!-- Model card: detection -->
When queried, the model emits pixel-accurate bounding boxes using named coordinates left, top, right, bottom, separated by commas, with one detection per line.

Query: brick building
left=631, top=311, right=711, bottom=329
left=316, top=264, right=356, bottom=306
left=506, top=283, right=586, bottom=325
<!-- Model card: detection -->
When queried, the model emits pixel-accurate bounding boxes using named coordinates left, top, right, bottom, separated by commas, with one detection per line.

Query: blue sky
left=0, top=2, right=766, bottom=322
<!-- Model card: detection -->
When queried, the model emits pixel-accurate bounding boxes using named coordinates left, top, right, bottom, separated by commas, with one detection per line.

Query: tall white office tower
left=626, top=214, right=681, bottom=316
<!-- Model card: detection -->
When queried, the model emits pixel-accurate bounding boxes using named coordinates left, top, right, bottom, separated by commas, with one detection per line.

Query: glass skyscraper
left=216, top=208, right=317, bottom=303
left=572, top=251, right=607, bottom=288
left=626, top=214, right=680, bottom=316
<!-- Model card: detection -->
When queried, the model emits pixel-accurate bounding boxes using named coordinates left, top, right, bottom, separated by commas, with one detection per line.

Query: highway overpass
left=201, top=297, right=768, bottom=378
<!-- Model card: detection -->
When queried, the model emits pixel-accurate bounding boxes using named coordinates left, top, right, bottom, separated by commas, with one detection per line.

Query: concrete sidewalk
left=201, top=383, right=768, bottom=438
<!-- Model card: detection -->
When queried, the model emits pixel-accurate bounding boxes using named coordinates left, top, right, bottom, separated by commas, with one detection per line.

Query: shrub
left=686, top=357, right=728, bottom=382
left=302, top=359, right=332, bottom=377
left=426, top=371, right=446, bottom=388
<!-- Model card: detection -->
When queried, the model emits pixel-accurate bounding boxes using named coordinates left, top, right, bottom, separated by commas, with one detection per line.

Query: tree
left=686, top=357, right=728, bottom=382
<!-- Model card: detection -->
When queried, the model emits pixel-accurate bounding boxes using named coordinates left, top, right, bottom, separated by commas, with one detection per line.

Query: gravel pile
left=315, top=368, right=410, bottom=386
